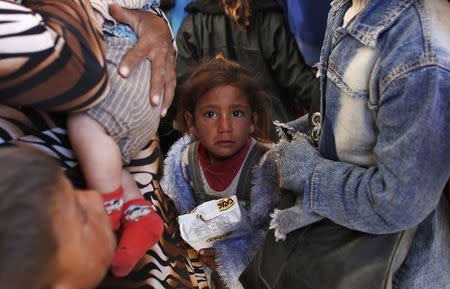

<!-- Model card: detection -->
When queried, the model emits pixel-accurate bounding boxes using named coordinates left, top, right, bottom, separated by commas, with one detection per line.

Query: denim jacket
left=309, top=0, right=450, bottom=288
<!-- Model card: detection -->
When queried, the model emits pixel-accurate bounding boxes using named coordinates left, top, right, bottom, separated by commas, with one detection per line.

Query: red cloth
left=198, top=139, right=252, bottom=191
left=111, top=198, right=163, bottom=277
left=102, top=187, right=124, bottom=231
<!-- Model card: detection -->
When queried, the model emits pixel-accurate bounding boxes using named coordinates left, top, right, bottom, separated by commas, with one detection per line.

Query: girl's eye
left=205, top=111, right=217, bottom=118
left=232, top=110, right=243, bottom=117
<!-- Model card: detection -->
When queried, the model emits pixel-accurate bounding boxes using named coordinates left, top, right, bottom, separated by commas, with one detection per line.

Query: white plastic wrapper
left=178, top=195, right=242, bottom=251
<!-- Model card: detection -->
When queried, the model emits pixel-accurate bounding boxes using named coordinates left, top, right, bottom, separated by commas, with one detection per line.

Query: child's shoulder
left=164, top=135, right=195, bottom=172
left=163, top=134, right=198, bottom=180
left=180, top=139, right=198, bottom=168
left=250, top=138, right=271, bottom=159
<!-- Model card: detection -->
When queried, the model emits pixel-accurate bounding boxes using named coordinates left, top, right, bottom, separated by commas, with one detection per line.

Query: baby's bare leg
left=121, top=169, right=142, bottom=201
left=68, top=112, right=122, bottom=193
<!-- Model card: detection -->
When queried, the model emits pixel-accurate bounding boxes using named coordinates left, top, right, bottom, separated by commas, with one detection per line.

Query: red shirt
left=198, top=139, right=252, bottom=191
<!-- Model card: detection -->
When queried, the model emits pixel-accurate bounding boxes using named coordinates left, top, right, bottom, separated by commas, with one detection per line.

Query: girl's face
left=185, top=85, right=257, bottom=163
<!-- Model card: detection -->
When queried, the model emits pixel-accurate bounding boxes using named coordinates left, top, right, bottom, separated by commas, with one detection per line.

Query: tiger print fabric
left=0, top=0, right=109, bottom=112
left=0, top=104, right=209, bottom=289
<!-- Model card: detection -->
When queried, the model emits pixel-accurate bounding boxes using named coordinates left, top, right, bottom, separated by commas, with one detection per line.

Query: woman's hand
left=198, top=248, right=217, bottom=271
left=109, top=3, right=176, bottom=117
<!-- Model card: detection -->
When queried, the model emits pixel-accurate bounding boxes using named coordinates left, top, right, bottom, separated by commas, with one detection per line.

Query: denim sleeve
left=309, top=66, right=450, bottom=234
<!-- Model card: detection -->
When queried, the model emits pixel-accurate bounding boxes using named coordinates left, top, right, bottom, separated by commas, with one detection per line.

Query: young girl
left=67, top=0, right=168, bottom=278
left=161, top=55, right=279, bottom=289
left=171, top=0, right=319, bottom=143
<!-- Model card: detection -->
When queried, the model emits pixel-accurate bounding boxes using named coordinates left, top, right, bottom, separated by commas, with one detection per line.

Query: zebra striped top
left=0, top=0, right=109, bottom=111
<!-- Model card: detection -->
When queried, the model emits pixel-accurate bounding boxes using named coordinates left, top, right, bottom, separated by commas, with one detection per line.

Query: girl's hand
left=198, top=248, right=217, bottom=271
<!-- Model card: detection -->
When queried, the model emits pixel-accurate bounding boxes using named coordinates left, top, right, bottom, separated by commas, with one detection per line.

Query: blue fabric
left=274, top=0, right=450, bottom=287
left=161, top=135, right=279, bottom=288
left=166, top=0, right=192, bottom=36
left=103, top=0, right=160, bottom=43
left=276, top=0, right=331, bottom=66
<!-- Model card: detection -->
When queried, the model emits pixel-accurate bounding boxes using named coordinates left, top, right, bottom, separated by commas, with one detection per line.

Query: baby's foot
left=102, top=187, right=124, bottom=231
left=110, top=199, right=163, bottom=277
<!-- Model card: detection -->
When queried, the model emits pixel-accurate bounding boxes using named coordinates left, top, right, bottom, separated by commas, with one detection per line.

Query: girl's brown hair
left=221, top=0, right=252, bottom=31
left=176, top=55, right=271, bottom=142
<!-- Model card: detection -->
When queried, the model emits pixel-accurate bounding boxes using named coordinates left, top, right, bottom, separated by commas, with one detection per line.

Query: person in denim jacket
left=265, top=0, right=450, bottom=288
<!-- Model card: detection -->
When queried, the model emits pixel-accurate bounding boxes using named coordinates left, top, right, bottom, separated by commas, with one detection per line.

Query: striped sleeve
left=0, top=0, right=109, bottom=112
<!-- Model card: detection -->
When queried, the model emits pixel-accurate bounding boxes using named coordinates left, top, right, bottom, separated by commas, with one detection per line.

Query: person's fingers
left=199, top=248, right=216, bottom=257
left=148, top=56, right=165, bottom=107
left=160, top=55, right=176, bottom=117
left=199, top=255, right=215, bottom=269
left=118, top=37, right=151, bottom=79
left=108, top=3, right=139, bottom=28
left=109, top=5, right=176, bottom=114
left=199, top=256, right=212, bottom=267
left=109, top=4, right=150, bottom=78
left=201, top=257, right=217, bottom=271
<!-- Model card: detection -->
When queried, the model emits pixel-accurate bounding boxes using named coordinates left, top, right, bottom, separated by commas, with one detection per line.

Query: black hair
left=0, top=147, right=62, bottom=289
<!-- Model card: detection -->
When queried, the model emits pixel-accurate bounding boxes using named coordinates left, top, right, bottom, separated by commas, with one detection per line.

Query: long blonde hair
left=221, top=0, right=252, bottom=31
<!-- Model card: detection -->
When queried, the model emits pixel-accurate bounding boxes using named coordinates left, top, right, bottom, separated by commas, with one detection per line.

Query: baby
left=67, top=0, right=165, bottom=277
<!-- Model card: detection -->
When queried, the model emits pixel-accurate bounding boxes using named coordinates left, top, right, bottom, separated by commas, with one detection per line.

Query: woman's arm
left=0, top=0, right=108, bottom=111
left=0, top=0, right=177, bottom=115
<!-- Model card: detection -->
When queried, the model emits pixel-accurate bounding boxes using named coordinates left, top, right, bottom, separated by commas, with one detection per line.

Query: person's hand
left=274, top=114, right=312, bottom=141
left=198, top=248, right=217, bottom=271
left=274, top=133, right=322, bottom=194
left=109, top=4, right=176, bottom=117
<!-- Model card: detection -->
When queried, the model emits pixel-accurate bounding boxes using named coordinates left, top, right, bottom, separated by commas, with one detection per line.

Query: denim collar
left=331, top=0, right=415, bottom=47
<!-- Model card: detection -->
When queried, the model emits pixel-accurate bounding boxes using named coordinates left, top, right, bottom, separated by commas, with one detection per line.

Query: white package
left=177, top=195, right=242, bottom=251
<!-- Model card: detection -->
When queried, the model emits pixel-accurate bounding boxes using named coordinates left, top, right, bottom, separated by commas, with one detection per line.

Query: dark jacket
left=174, top=0, right=319, bottom=137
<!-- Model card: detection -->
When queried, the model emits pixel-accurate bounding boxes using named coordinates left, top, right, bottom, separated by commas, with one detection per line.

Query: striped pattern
left=0, top=104, right=209, bottom=289
left=0, top=0, right=109, bottom=112
left=87, top=36, right=161, bottom=163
